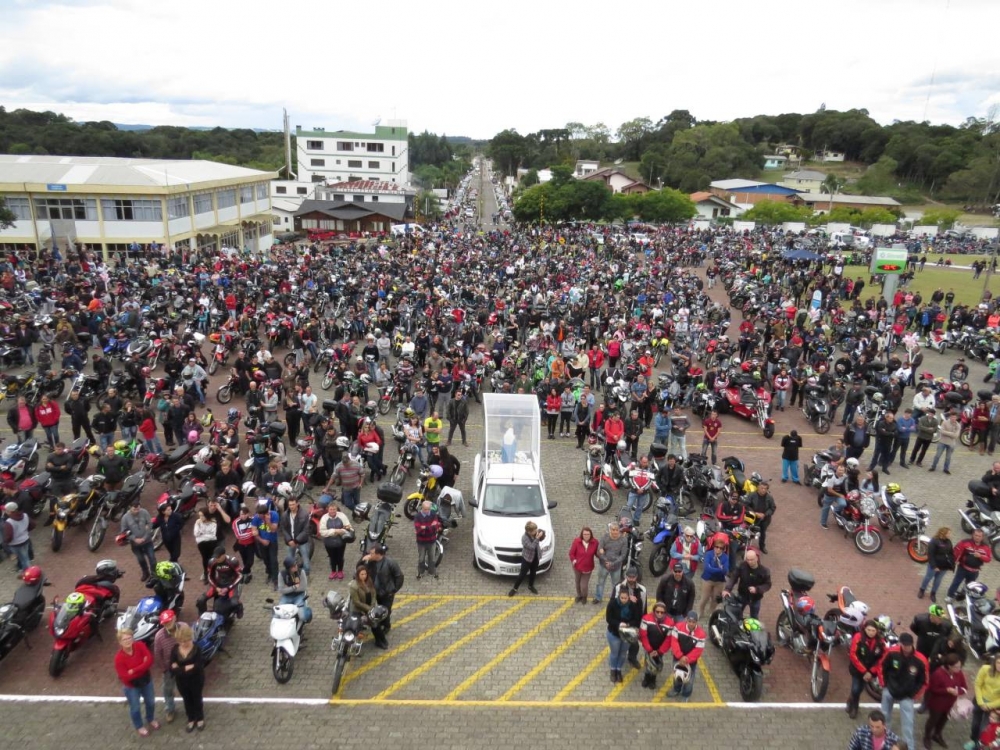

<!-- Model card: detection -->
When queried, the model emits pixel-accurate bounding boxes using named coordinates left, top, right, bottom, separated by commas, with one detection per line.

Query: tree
left=633, top=188, right=696, bottom=223
left=742, top=200, right=813, bottom=225
left=488, top=129, right=529, bottom=176
left=616, top=117, right=653, bottom=161
left=521, top=169, right=539, bottom=187
left=549, top=164, right=574, bottom=188
left=920, top=208, right=961, bottom=229
left=0, top=198, right=16, bottom=230
left=821, top=174, right=845, bottom=213
left=416, top=190, right=442, bottom=221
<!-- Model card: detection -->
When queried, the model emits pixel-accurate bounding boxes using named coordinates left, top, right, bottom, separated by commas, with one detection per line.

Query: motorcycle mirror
left=265, top=598, right=275, bottom=604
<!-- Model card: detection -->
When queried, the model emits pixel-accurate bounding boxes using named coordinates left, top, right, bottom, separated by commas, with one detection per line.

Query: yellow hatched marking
left=605, top=661, right=642, bottom=701
left=552, top=647, right=608, bottom=702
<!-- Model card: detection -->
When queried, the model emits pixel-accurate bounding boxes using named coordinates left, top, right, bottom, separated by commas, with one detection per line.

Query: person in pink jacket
left=569, top=527, right=598, bottom=603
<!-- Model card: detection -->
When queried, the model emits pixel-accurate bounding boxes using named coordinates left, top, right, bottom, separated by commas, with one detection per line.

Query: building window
left=256, top=183, right=268, bottom=200
left=347, top=160, right=362, bottom=169
left=335, top=160, right=341, bottom=165
left=371, top=196, right=378, bottom=203
left=367, top=143, right=384, bottom=153
left=194, top=192, right=213, bottom=214
left=336, top=141, right=354, bottom=151
left=306, top=140, right=324, bottom=150
left=392, top=146, right=396, bottom=156
left=100, top=198, right=162, bottom=221
left=310, top=175, right=323, bottom=183
left=368, top=161, right=380, bottom=169
left=33, top=197, right=98, bottom=221
left=333, top=194, right=344, bottom=201
left=310, top=158, right=325, bottom=167
left=216, top=189, right=237, bottom=209
left=275, top=186, right=287, bottom=194
left=392, top=162, right=395, bottom=172
left=297, top=187, right=308, bottom=195
left=2, top=197, right=31, bottom=220
left=353, top=195, right=364, bottom=202
left=240, top=186, right=254, bottom=203
left=167, top=196, right=190, bottom=220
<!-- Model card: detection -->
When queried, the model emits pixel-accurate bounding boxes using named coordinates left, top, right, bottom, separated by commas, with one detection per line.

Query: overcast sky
left=1, top=0, right=998, bottom=139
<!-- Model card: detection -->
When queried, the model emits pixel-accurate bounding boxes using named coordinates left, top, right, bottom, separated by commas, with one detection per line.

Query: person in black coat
left=918, top=527, right=955, bottom=602
left=65, top=390, right=95, bottom=442
left=842, top=416, right=871, bottom=460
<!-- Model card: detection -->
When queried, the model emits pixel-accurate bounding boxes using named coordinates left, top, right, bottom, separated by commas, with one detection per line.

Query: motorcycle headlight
left=54, top=626, right=66, bottom=637
left=750, top=649, right=761, bottom=663
left=342, top=630, right=356, bottom=643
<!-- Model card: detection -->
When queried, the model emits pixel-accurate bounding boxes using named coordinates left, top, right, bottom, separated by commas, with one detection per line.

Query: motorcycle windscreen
left=52, top=605, right=79, bottom=634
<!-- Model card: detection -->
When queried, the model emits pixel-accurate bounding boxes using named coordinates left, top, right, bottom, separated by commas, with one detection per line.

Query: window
left=240, top=186, right=253, bottom=203
left=2, top=197, right=31, bottom=220
left=297, top=187, right=308, bottom=195
left=310, top=175, right=323, bottom=183
left=275, top=186, right=287, bottom=194
left=392, top=145, right=396, bottom=156
left=392, top=162, right=395, bottom=172
left=310, top=158, right=325, bottom=167
left=368, top=161, right=380, bottom=169
left=336, top=141, right=354, bottom=151
left=306, top=140, right=324, bottom=150
left=100, top=198, right=162, bottom=221
left=333, top=194, right=344, bottom=201
left=347, top=160, right=362, bottom=168
left=367, top=143, right=384, bottom=153
left=371, top=196, right=378, bottom=203
left=194, top=192, right=213, bottom=214
left=216, top=189, right=237, bottom=209
left=335, top=160, right=341, bottom=165
left=167, top=196, right=190, bottom=219
left=257, top=183, right=268, bottom=200
left=353, top=195, right=364, bottom=202
left=33, top=197, right=97, bottom=221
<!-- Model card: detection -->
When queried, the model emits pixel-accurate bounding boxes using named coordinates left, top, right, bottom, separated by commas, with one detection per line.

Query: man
left=594, top=522, right=627, bottom=603
left=928, top=410, right=960, bottom=474
left=843, top=415, right=870, bottom=461
left=656, top=562, right=696, bottom=620
left=6, top=396, right=36, bottom=441
left=2, top=501, right=35, bottom=574
left=181, top=357, right=207, bottom=406
left=363, top=543, right=404, bottom=633
left=847, top=710, right=901, bottom=750
left=668, top=407, right=689, bottom=460
left=669, top=611, right=706, bottom=700
left=912, top=384, right=936, bottom=418
left=97, top=443, right=128, bottom=490
left=612, top=567, right=648, bottom=669
left=746, top=481, right=776, bottom=554
left=700, top=409, right=721, bottom=465
left=723, top=549, right=771, bottom=619
left=152, top=609, right=180, bottom=724
left=842, top=382, right=865, bottom=426
left=623, top=408, right=644, bottom=461
left=910, top=604, right=950, bottom=661
left=65, top=390, right=95, bottom=442
left=325, top=452, right=364, bottom=511
left=278, top=556, right=311, bottom=623
left=120, top=497, right=157, bottom=582
left=91, top=403, right=117, bottom=451
left=868, top=411, right=898, bottom=474
left=251, top=499, right=280, bottom=590
left=197, top=544, right=243, bottom=622
left=846, top=619, right=888, bottom=719
left=780, top=430, right=803, bottom=484
left=279, top=495, right=312, bottom=576
left=879, top=632, right=928, bottom=750
left=946, top=528, right=992, bottom=602
left=657, top=454, right=683, bottom=499
left=603, top=410, right=625, bottom=462
left=445, top=391, right=468, bottom=447
left=424, top=409, right=442, bottom=452
left=910, top=408, right=939, bottom=467
left=230, top=505, right=256, bottom=583
left=414, top=500, right=442, bottom=580
left=625, top=454, right=655, bottom=527
left=638, top=601, right=673, bottom=690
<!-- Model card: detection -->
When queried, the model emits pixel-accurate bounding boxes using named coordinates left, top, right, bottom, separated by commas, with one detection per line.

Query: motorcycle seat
left=27, top=471, right=51, bottom=486
left=12, top=582, right=43, bottom=610
left=969, top=480, right=993, bottom=499
left=121, top=474, right=144, bottom=493
left=70, top=437, right=89, bottom=452
left=167, top=445, right=190, bottom=464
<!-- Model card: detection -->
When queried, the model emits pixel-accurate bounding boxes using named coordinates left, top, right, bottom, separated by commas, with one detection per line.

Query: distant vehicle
left=274, top=231, right=304, bottom=243
left=307, top=229, right=338, bottom=242
left=390, top=224, right=424, bottom=237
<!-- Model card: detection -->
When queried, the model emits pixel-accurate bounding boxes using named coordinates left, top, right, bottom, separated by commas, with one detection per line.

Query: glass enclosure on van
left=482, top=394, right=540, bottom=469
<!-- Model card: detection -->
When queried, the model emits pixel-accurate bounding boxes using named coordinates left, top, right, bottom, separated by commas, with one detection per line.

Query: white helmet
left=241, top=481, right=257, bottom=497
left=335, top=436, right=351, bottom=450
left=845, top=458, right=860, bottom=470
left=276, top=482, right=293, bottom=499
left=841, top=601, right=869, bottom=629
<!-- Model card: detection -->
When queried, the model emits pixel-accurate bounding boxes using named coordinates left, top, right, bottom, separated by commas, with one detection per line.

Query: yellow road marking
left=702, top=662, right=724, bottom=704
left=367, top=594, right=575, bottom=602
left=391, top=598, right=452, bottom=628
left=329, top=697, right=721, bottom=709
left=373, top=599, right=534, bottom=699
left=605, top=661, right=642, bottom=701
left=337, top=600, right=491, bottom=692
left=553, top=647, right=608, bottom=702
left=445, top=599, right=575, bottom=701
left=499, top=612, right=604, bottom=701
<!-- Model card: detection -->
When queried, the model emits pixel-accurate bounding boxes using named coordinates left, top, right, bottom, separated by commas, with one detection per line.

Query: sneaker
left=945, top=597, right=954, bottom=604
left=329, top=572, right=337, bottom=580
left=528, top=585, right=538, bottom=594
left=820, top=524, right=829, bottom=530
left=918, top=589, right=925, bottom=599
left=944, top=469, right=951, bottom=475
left=417, top=573, right=423, bottom=580
left=336, top=571, right=344, bottom=580
left=882, top=468, right=891, bottom=475
left=928, top=467, right=936, bottom=472
left=930, top=592, right=937, bottom=603
left=508, top=588, right=517, bottom=597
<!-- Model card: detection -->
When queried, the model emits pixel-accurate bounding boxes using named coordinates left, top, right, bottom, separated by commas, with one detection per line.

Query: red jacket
left=671, top=620, right=706, bottom=663
left=604, top=418, right=624, bottom=444
left=545, top=394, right=562, bottom=415
left=34, top=402, right=60, bottom=428
left=569, top=536, right=598, bottom=573
left=588, top=349, right=605, bottom=370
left=848, top=631, right=887, bottom=676
left=672, top=535, right=701, bottom=574
left=114, top=641, right=153, bottom=687
left=954, top=538, right=992, bottom=572
left=639, top=613, right=673, bottom=656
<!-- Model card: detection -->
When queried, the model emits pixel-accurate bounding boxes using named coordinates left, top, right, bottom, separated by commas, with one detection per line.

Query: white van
left=470, top=394, right=556, bottom=576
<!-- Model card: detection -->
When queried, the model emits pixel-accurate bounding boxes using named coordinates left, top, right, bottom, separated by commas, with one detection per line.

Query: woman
left=154, top=502, right=186, bottom=563
left=545, top=388, right=560, bottom=439
left=403, top=414, right=425, bottom=466
left=918, top=527, right=954, bottom=602
left=358, top=418, right=384, bottom=481
left=349, top=564, right=388, bottom=649
left=559, top=386, right=575, bottom=439
left=119, top=401, right=139, bottom=442
left=973, top=653, right=1000, bottom=745
left=860, top=469, right=880, bottom=494
left=973, top=399, right=991, bottom=455
left=508, top=521, right=544, bottom=597
left=605, top=585, right=641, bottom=683
left=220, top=426, right=240, bottom=456
left=699, top=534, right=730, bottom=620
left=924, top=653, right=967, bottom=748
left=318, top=497, right=353, bottom=580
left=169, top=622, right=205, bottom=732
left=193, top=507, right=218, bottom=582
left=569, top=527, right=598, bottom=604
left=114, top=628, right=159, bottom=736
left=138, top=409, right=163, bottom=455
left=283, top=386, right=302, bottom=446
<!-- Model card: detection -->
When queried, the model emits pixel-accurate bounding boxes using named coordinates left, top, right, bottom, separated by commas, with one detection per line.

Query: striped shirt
left=333, top=460, right=364, bottom=490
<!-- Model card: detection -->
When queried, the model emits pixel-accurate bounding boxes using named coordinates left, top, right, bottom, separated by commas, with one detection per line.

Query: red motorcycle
left=292, top=444, right=320, bottom=500
left=143, top=374, right=171, bottom=408
left=141, top=442, right=204, bottom=485
left=48, top=560, right=124, bottom=677
left=206, top=332, right=235, bottom=376
left=719, top=381, right=775, bottom=438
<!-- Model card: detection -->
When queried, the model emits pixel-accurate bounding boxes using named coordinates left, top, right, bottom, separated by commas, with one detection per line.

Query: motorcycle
left=804, top=448, right=841, bottom=489
left=802, top=386, right=832, bottom=435
left=832, top=490, right=884, bottom=555
left=0, top=567, right=50, bottom=665
left=87, top=472, right=146, bottom=552
left=708, top=595, right=774, bottom=701
left=51, top=474, right=107, bottom=552
left=67, top=371, right=104, bottom=405
left=774, top=569, right=838, bottom=701
left=946, top=582, right=1000, bottom=661
left=388, top=443, right=418, bottom=487
left=215, top=370, right=248, bottom=404
left=115, top=564, right=186, bottom=644
left=583, top=438, right=605, bottom=490
left=719, top=382, right=775, bottom=439
left=403, top=466, right=442, bottom=520
left=875, top=489, right=931, bottom=563
left=193, top=611, right=227, bottom=665
left=357, top=483, right=402, bottom=555
left=206, top=333, right=233, bottom=375
left=0, top=439, right=40, bottom=483
left=141, top=442, right=204, bottom=485
left=48, top=560, right=124, bottom=677
left=266, top=594, right=309, bottom=684
left=326, top=591, right=387, bottom=696
left=151, top=481, right=210, bottom=549
left=822, top=585, right=869, bottom=649
left=588, top=441, right=632, bottom=514
left=646, top=497, right=682, bottom=577
left=19, top=471, right=59, bottom=518
left=959, top=481, right=1000, bottom=558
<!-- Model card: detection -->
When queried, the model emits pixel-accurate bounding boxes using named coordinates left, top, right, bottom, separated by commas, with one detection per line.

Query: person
left=153, top=500, right=185, bottom=563
left=657, top=561, right=696, bottom=621
left=910, top=408, right=939, bottom=467
left=251, top=499, right=280, bottom=590
left=700, top=409, right=721, bottom=465
left=928, top=411, right=960, bottom=474
left=152, top=610, right=179, bottom=724
left=723, top=548, right=771, bottom=619
left=847, top=619, right=888, bottom=719
left=669, top=611, right=706, bottom=700
left=92, top=403, right=117, bottom=451
left=7, top=395, right=37, bottom=441
left=230, top=505, right=256, bottom=583
left=169, top=622, right=206, bottom=732
left=612, top=567, right=648, bottom=669
left=445, top=390, right=469, bottom=447
left=919, top=527, right=954, bottom=603
left=362, top=543, right=404, bottom=630
left=508, top=521, right=544, bottom=596
left=2, top=501, right=35, bottom=574
left=980, top=709, right=1000, bottom=749
left=881, top=632, right=929, bottom=750
left=947, top=528, right=992, bottom=603
left=746, top=481, right=776, bottom=554
left=327, top=451, right=363, bottom=511
left=699, top=534, right=730, bottom=620
left=574, top=393, right=592, bottom=449
left=414, top=500, right=442, bottom=580
left=869, top=411, right=899, bottom=475
left=780, top=429, right=803, bottom=484
left=349, top=564, right=388, bottom=649
left=624, top=454, right=655, bottom=527
left=603, top=410, right=624, bottom=461
left=114, top=627, right=159, bottom=737
left=594, top=521, right=627, bottom=603
left=569, top=527, right=598, bottom=603
left=544, top=388, right=560, bottom=439
left=911, top=605, right=951, bottom=663
left=924, top=653, right=967, bottom=750
left=605, top=585, right=641, bottom=684
left=193, top=508, right=218, bottom=583
left=278, top=555, right=312, bottom=623
left=848, top=710, right=901, bottom=750
left=821, top=464, right=848, bottom=530
left=34, top=394, right=60, bottom=449
left=972, top=654, right=1000, bottom=746
left=638, top=601, right=673, bottom=690
left=279, top=495, right=312, bottom=576
left=357, top=418, right=384, bottom=482
left=121, top=498, right=157, bottom=582
left=844, top=415, right=871, bottom=461
left=668, top=407, right=689, bottom=459
left=894, top=408, right=916, bottom=469
left=97, top=443, right=128, bottom=490
left=318, top=496, right=352, bottom=580
left=669, top=524, right=701, bottom=576
left=197, top=545, right=243, bottom=622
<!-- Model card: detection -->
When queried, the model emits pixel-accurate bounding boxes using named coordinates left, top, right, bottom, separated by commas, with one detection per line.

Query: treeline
left=489, top=108, right=1000, bottom=203
left=407, top=130, right=472, bottom=191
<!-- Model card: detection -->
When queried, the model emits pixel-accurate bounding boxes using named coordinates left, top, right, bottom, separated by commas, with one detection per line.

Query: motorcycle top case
left=376, top=481, right=403, bottom=504
left=267, top=421, right=287, bottom=438
left=191, top=463, right=214, bottom=481
left=943, top=391, right=965, bottom=405
left=649, top=442, right=668, bottom=459
left=786, top=568, right=815, bottom=593
left=322, top=399, right=339, bottom=413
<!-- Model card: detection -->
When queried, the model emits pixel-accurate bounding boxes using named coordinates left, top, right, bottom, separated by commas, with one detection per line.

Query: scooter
left=48, top=560, right=124, bottom=677
left=266, top=595, right=310, bottom=684
left=0, top=567, right=50, bottom=665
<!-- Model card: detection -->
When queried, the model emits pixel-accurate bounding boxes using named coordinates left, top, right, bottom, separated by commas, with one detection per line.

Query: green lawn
left=841, top=260, right=1000, bottom=308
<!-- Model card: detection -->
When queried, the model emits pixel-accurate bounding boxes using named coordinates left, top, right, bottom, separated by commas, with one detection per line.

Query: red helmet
left=115, top=532, right=130, bottom=546
left=141, top=366, right=151, bottom=378
left=156, top=495, right=171, bottom=511
left=795, top=596, right=816, bottom=617
left=159, top=609, right=177, bottom=627
left=741, top=362, right=752, bottom=373
left=21, top=565, right=43, bottom=585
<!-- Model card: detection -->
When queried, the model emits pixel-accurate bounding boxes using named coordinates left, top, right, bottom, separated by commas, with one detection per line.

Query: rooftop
left=710, top=178, right=765, bottom=190
left=296, top=122, right=408, bottom=140
left=324, top=180, right=416, bottom=195
left=784, top=169, right=828, bottom=181
left=797, top=193, right=901, bottom=207
left=294, top=199, right=407, bottom=221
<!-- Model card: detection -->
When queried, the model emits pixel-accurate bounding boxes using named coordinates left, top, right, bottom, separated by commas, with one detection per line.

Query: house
left=763, top=155, right=789, bottom=170
left=581, top=167, right=652, bottom=194
left=574, top=160, right=600, bottom=178
left=271, top=198, right=301, bottom=234
left=316, top=180, right=416, bottom=217
left=780, top=169, right=827, bottom=194
left=293, top=199, right=407, bottom=236
left=689, top=191, right=741, bottom=220
left=295, top=120, right=409, bottom=186
left=775, top=144, right=803, bottom=159
left=793, top=193, right=901, bottom=214
left=708, top=179, right=801, bottom=207
left=816, top=150, right=846, bottom=163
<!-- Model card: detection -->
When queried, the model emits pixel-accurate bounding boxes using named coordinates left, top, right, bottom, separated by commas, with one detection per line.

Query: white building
left=0, top=155, right=276, bottom=257
left=574, top=159, right=600, bottom=178
left=295, top=121, right=409, bottom=185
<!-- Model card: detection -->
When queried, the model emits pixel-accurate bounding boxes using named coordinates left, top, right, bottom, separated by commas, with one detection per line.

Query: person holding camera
left=508, top=521, right=544, bottom=597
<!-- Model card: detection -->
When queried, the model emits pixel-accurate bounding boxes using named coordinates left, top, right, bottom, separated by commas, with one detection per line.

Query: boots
left=610, top=669, right=618, bottom=683
left=646, top=675, right=657, bottom=690
left=846, top=697, right=859, bottom=719
left=641, top=672, right=652, bottom=688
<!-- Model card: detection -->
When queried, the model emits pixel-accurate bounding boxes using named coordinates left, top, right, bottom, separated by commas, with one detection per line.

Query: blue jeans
left=286, top=540, right=311, bottom=575
left=9, top=541, right=31, bottom=572
left=594, top=565, right=616, bottom=601
left=161, top=672, right=176, bottom=716
left=131, top=541, right=157, bottom=579
left=781, top=459, right=800, bottom=483
left=190, top=380, right=205, bottom=405
left=340, top=487, right=360, bottom=510
left=143, top=437, right=163, bottom=455
left=930, top=443, right=953, bottom=471
left=120, top=426, right=136, bottom=441
left=919, top=564, right=948, bottom=595
left=99, top=432, right=116, bottom=451
left=668, top=434, right=687, bottom=459
left=606, top=631, right=629, bottom=670
left=279, top=591, right=313, bottom=624
left=820, top=495, right=846, bottom=527
left=947, top=567, right=980, bottom=599
left=669, top=661, right=699, bottom=697
left=881, top=691, right=915, bottom=750
left=626, top=491, right=647, bottom=526
left=123, top=679, right=156, bottom=730
left=42, top=425, right=59, bottom=447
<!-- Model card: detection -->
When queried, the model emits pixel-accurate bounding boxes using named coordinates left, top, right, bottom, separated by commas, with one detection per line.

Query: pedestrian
left=656, top=561, right=696, bottom=621
left=780, top=430, right=803, bottom=484
left=2, top=501, right=34, bottom=574
left=723, top=548, right=771, bottom=619
left=910, top=604, right=951, bottom=662
left=325, top=452, right=363, bottom=511
left=843, top=415, right=870, bottom=461
left=700, top=409, right=721, bottom=464
left=668, top=407, right=689, bottom=459
left=880, top=632, right=928, bottom=750
left=362, top=543, right=404, bottom=630
left=918, top=527, right=954, bottom=602
left=92, top=403, right=117, bottom=451
left=910, top=408, right=939, bottom=467
left=251, top=499, right=280, bottom=590
left=846, top=619, right=888, bottom=719
left=66, top=390, right=95, bottom=443
left=349, top=564, right=389, bottom=649
left=138, top=409, right=163, bottom=455
left=544, top=388, right=560, bottom=439
left=152, top=609, right=179, bottom=724
left=594, top=521, right=627, bottom=603
left=6, top=395, right=37, bottom=441
left=698, top=534, right=730, bottom=620
left=972, top=653, right=1000, bottom=745
left=946, top=528, right=992, bottom=603
left=669, top=611, right=706, bottom=700
left=169, top=622, right=206, bottom=732
left=669, top=524, right=701, bottom=575
left=445, top=390, right=468, bottom=446
left=193, top=508, right=218, bottom=583
left=153, top=501, right=185, bottom=563
left=928, top=411, right=960, bottom=474
left=638, top=602, right=673, bottom=690
left=559, top=385, right=575, bottom=438
left=923, top=653, right=967, bottom=749
left=574, top=395, right=592, bottom=449
left=746, top=481, right=776, bottom=554
left=894, top=408, right=916, bottom=468
left=114, top=628, right=159, bottom=737
left=414, top=500, right=442, bottom=580
left=280, top=495, right=312, bottom=575
left=869, top=411, right=898, bottom=474
left=820, top=464, right=848, bottom=529
left=34, top=394, right=60, bottom=449
left=318, top=495, right=352, bottom=580
left=121, top=498, right=157, bottom=582
left=508, top=521, right=544, bottom=596
left=605, top=585, right=641, bottom=684
left=230, top=505, right=256, bottom=584
left=569, top=526, right=598, bottom=603
left=848, top=710, right=901, bottom=750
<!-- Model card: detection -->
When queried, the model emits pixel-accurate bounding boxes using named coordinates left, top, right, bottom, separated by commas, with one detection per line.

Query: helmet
left=141, top=366, right=151, bottom=378
left=64, top=592, right=86, bottom=611
left=846, top=489, right=861, bottom=503
left=227, top=408, right=240, bottom=422
left=841, top=602, right=868, bottom=628
left=929, top=604, right=946, bottom=618
left=742, top=618, right=763, bottom=632
left=187, top=430, right=199, bottom=445
left=750, top=471, right=762, bottom=484
left=892, top=492, right=907, bottom=506
left=115, top=532, right=130, bottom=546
left=875, top=614, right=892, bottom=634
left=324, top=591, right=346, bottom=614
left=404, top=408, right=416, bottom=420
left=21, top=565, right=42, bottom=585
left=159, top=609, right=177, bottom=627
left=276, top=482, right=293, bottom=499
left=806, top=377, right=818, bottom=387
left=845, top=458, right=860, bottom=469
left=352, top=502, right=371, bottom=522
left=656, top=496, right=673, bottom=514
left=885, top=483, right=901, bottom=496
left=364, top=400, right=377, bottom=416
left=618, top=517, right=633, bottom=533
left=616, top=439, right=627, bottom=452
left=695, top=383, right=707, bottom=392
left=368, top=604, right=389, bottom=624
left=335, top=436, right=350, bottom=449
left=95, top=559, right=120, bottom=579
left=618, top=625, right=639, bottom=644
left=671, top=662, right=690, bottom=689
left=794, top=596, right=816, bottom=617
left=156, top=494, right=171, bottom=511
left=966, top=581, right=989, bottom=601
left=644, top=651, right=664, bottom=674
left=155, top=560, right=180, bottom=581
left=872, top=392, right=884, bottom=403
left=355, top=356, right=363, bottom=363
left=242, top=481, right=257, bottom=497
left=114, top=439, right=128, bottom=451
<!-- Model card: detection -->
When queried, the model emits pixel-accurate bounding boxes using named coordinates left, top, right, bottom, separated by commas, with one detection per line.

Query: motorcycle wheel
left=273, top=648, right=294, bottom=684
left=961, top=428, right=977, bottom=448
left=433, top=541, right=443, bottom=569
left=378, top=398, right=391, bottom=415
left=48, top=649, right=69, bottom=678
left=51, top=526, right=64, bottom=552
left=762, top=424, right=775, bottom=439
left=961, top=515, right=977, bottom=534
left=641, top=493, right=654, bottom=512
left=48, top=379, right=65, bottom=399
left=775, top=610, right=792, bottom=647
left=332, top=654, right=347, bottom=696
left=739, top=666, right=764, bottom=702
left=588, top=487, right=613, bottom=514
left=403, top=498, right=419, bottom=520
left=708, top=611, right=724, bottom=648
left=854, top=527, right=883, bottom=555
left=675, top=491, right=695, bottom=516
left=216, top=385, right=233, bottom=404
left=76, top=456, right=90, bottom=476
left=875, top=509, right=892, bottom=531
left=321, top=374, right=334, bottom=391
left=87, top=514, right=108, bottom=552
left=992, top=538, right=1000, bottom=562
left=810, top=657, right=830, bottom=702
left=907, top=537, right=929, bottom=564
left=151, top=527, right=163, bottom=551
left=207, top=359, right=219, bottom=376
left=864, top=678, right=883, bottom=702
left=814, top=416, right=831, bottom=435
left=390, top=465, right=406, bottom=486
left=30, top=492, right=49, bottom=518
left=648, top=545, right=670, bottom=577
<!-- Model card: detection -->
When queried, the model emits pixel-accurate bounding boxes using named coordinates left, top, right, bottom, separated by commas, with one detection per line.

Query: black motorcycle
left=0, top=569, right=49, bottom=665
left=802, top=385, right=832, bottom=435
left=708, top=595, right=774, bottom=702
left=325, top=591, right=387, bottom=696
left=356, top=482, right=402, bottom=555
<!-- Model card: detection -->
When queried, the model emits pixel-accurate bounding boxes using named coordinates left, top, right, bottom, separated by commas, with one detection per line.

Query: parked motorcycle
left=588, top=441, right=631, bottom=514
left=87, top=472, right=146, bottom=551
left=116, top=562, right=186, bottom=644
left=388, top=443, right=418, bottom=487
left=958, top=481, right=1000, bottom=559
left=708, top=595, right=774, bottom=701
left=266, top=594, right=309, bottom=684
left=646, top=497, right=682, bottom=577
left=403, top=466, right=442, bottom=520
left=719, top=382, right=775, bottom=439
left=141, top=442, right=204, bottom=485
left=832, top=490, right=884, bottom=555
left=48, top=559, right=124, bottom=677
left=325, top=591, right=387, bottom=696
left=822, top=585, right=869, bottom=649
left=51, top=474, right=106, bottom=552
left=946, top=581, right=1000, bottom=661
left=802, top=386, right=832, bottom=435
left=0, top=439, right=40, bottom=483
left=193, top=611, right=227, bottom=665
left=677, top=454, right=726, bottom=516
left=774, top=569, right=837, bottom=701
left=0, top=566, right=50, bottom=666
left=875, top=488, right=931, bottom=563
left=357, top=482, right=403, bottom=555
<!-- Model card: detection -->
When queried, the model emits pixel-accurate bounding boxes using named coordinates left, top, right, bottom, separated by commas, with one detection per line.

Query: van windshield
left=482, top=484, right=544, bottom=517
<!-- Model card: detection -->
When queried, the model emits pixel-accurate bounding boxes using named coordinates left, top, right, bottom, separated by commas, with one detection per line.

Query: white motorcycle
left=266, top=595, right=309, bottom=683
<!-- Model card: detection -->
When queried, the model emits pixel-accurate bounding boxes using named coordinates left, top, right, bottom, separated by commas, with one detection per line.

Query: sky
left=0, top=0, right=998, bottom=139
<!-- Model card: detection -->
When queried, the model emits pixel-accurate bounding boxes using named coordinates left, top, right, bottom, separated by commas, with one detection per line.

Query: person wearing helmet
left=845, top=619, right=888, bottom=719
left=668, top=610, right=706, bottom=699
left=198, top=544, right=244, bottom=620
left=606, top=583, right=643, bottom=684
left=152, top=609, right=180, bottom=724
left=722, top=548, right=771, bottom=620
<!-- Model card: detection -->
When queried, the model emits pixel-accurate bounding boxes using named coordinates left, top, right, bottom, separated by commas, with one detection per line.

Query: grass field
left=840, top=260, right=1000, bottom=308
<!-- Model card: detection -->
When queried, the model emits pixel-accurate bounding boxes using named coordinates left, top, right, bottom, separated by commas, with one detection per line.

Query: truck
left=470, top=394, right=557, bottom=576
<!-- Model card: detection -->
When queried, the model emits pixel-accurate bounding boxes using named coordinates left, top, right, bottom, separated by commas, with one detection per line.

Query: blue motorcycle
left=646, top=496, right=683, bottom=577
left=193, top=611, right=227, bottom=664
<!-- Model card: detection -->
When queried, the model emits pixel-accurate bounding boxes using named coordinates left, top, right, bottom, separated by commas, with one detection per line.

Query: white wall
left=103, top=221, right=163, bottom=239
left=691, top=219, right=711, bottom=231
left=217, top=206, right=238, bottom=223
left=0, top=219, right=34, bottom=240
left=194, top=212, right=215, bottom=230
left=912, top=225, right=939, bottom=237
left=168, top=217, right=192, bottom=237
left=871, top=223, right=897, bottom=237
left=782, top=222, right=806, bottom=233
left=970, top=227, right=1000, bottom=240
left=733, top=220, right=755, bottom=232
